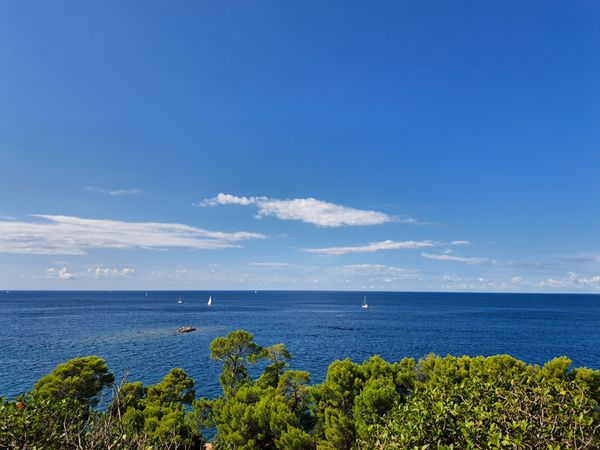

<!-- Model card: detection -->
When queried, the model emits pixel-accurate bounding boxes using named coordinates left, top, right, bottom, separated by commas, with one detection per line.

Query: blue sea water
left=1, top=290, right=599, bottom=402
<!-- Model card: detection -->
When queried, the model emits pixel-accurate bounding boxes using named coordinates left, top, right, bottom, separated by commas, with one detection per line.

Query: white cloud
left=201, top=193, right=256, bottom=206
left=338, top=264, right=419, bottom=276
left=85, top=186, right=142, bottom=196
left=303, top=239, right=438, bottom=255
left=538, top=278, right=569, bottom=288
left=538, top=272, right=600, bottom=290
left=256, top=198, right=392, bottom=227
left=46, top=267, right=76, bottom=280
left=511, top=276, right=523, bottom=284
left=421, top=250, right=492, bottom=264
left=437, top=276, right=513, bottom=291
left=450, top=240, right=470, bottom=246
left=87, top=266, right=135, bottom=278
left=146, top=268, right=253, bottom=284
left=197, top=193, right=415, bottom=227
left=340, top=263, right=409, bottom=272
left=583, top=275, right=600, bottom=286
left=334, top=264, right=421, bottom=286
left=0, top=215, right=265, bottom=255
left=440, top=274, right=462, bottom=282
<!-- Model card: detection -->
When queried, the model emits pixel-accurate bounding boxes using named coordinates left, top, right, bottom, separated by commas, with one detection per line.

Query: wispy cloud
left=197, top=193, right=417, bottom=227
left=87, top=266, right=135, bottom=278
left=303, top=239, right=438, bottom=255
left=538, top=272, right=600, bottom=290
left=421, top=249, right=493, bottom=264
left=0, top=215, right=265, bottom=255
left=335, top=264, right=420, bottom=285
left=46, top=267, right=76, bottom=280
left=302, top=239, right=469, bottom=256
left=338, top=264, right=419, bottom=275
left=145, top=267, right=253, bottom=284
left=85, top=186, right=142, bottom=196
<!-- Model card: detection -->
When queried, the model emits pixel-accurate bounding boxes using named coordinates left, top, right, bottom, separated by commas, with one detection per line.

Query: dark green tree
left=146, top=368, right=195, bottom=405
left=202, top=332, right=314, bottom=449
left=277, top=371, right=311, bottom=412
left=210, top=384, right=313, bottom=450
left=33, top=356, right=114, bottom=407
left=118, top=368, right=203, bottom=448
left=210, top=330, right=263, bottom=395
left=257, top=343, right=292, bottom=388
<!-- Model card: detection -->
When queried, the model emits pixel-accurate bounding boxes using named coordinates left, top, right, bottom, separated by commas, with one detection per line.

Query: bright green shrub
left=360, top=355, right=600, bottom=449
left=33, top=356, right=114, bottom=407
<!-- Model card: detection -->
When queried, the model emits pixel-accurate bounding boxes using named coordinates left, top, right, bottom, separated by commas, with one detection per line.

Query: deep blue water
left=1, top=291, right=599, bottom=402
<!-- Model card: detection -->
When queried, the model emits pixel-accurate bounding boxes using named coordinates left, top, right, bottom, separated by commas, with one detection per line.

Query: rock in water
left=176, top=326, right=196, bottom=333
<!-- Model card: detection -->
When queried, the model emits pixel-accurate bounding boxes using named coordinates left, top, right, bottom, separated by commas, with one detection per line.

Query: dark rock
left=176, top=326, right=196, bottom=333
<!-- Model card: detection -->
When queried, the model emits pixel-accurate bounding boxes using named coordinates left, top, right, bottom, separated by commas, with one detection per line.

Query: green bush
left=1, top=332, right=599, bottom=450
left=359, top=354, right=600, bottom=449
left=33, top=356, right=114, bottom=407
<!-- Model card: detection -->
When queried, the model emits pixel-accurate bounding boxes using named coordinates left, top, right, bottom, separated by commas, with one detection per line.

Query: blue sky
left=1, top=1, right=599, bottom=291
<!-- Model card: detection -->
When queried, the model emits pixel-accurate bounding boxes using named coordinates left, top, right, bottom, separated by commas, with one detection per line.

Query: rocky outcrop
left=176, top=326, right=196, bottom=333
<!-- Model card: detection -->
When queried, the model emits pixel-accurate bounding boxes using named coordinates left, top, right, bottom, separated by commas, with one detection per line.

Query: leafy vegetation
left=1, top=330, right=599, bottom=449
left=33, top=356, right=114, bottom=407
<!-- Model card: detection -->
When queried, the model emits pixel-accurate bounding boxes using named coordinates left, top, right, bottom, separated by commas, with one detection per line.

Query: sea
left=1, top=290, right=599, bottom=402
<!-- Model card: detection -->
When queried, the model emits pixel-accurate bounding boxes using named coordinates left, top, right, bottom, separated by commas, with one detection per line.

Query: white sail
left=207, top=295, right=212, bottom=306
left=362, top=296, right=368, bottom=309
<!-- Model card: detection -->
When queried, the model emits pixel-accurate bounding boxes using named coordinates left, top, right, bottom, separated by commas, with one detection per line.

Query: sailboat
left=177, top=295, right=183, bottom=304
left=361, top=296, right=368, bottom=309
left=207, top=295, right=212, bottom=307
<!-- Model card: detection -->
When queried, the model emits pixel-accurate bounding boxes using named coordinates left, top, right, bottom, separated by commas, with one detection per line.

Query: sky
left=0, top=1, right=599, bottom=292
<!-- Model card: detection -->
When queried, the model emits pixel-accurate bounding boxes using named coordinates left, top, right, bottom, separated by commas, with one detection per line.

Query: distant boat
left=361, top=296, right=369, bottom=309
left=177, top=296, right=183, bottom=304
left=207, top=295, right=212, bottom=307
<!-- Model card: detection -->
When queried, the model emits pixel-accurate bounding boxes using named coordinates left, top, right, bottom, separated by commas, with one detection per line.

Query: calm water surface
left=1, top=291, right=599, bottom=400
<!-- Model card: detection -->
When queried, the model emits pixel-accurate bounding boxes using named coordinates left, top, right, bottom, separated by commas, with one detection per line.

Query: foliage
left=311, top=355, right=416, bottom=449
left=0, top=395, right=87, bottom=449
left=208, top=384, right=312, bottom=449
left=33, top=355, right=114, bottom=407
left=257, top=343, right=292, bottom=388
left=359, top=354, right=600, bottom=449
left=116, top=368, right=203, bottom=448
left=1, top=365, right=202, bottom=449
left=210, top=330, right=264, bottom=395
left=146, top=367, right=196, bottom=405
left=1, top=332, right=599, bottom=450
left=203, top=333, right=313, bottom=449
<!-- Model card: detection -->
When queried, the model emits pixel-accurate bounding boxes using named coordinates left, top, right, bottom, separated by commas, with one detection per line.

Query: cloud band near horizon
left=303, top=239, right=439, bottom=255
